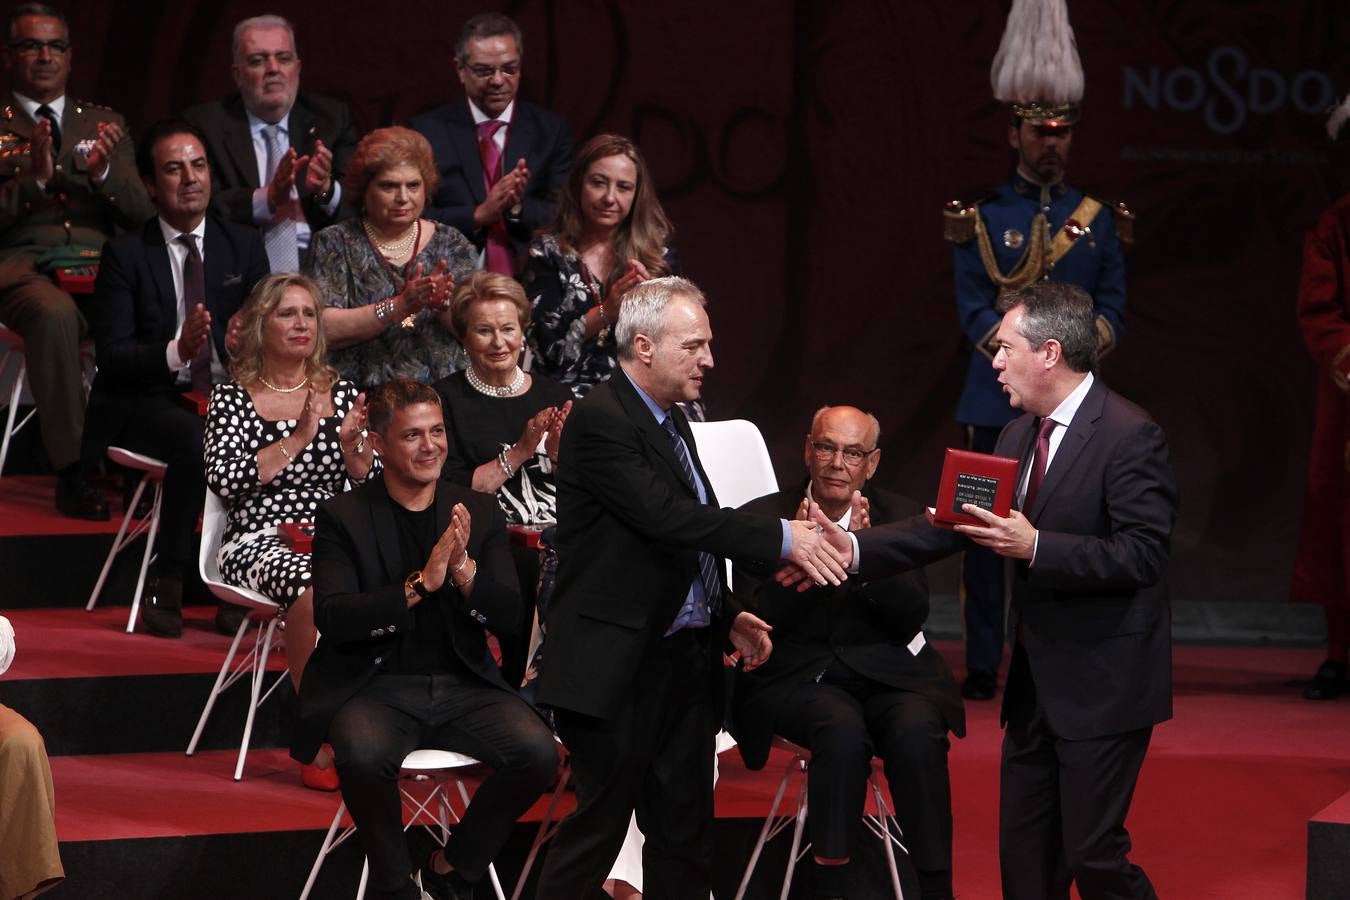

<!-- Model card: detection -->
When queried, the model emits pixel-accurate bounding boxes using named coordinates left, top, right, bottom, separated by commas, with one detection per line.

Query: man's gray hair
left=8, top=3, right=65, bottom=41
left=455, top=12, right=523, bottom=63
left=232, top=14, right=297, bottom=61
left=810, top=406, right=881, bottom=447
left=615, top=276, right=706, bottom=361
left=997, top=282, right=1098, bottom=374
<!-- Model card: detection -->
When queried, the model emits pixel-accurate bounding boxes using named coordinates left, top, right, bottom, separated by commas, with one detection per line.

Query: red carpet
left=35, top=641, right=1348, bottom=899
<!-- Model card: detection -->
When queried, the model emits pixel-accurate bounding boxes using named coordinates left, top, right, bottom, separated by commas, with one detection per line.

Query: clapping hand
left=176, top=303, right=212, bottom=363
left=302, top=138, right=333, bottom=198
left=544, top=400, right=572, bottom=461
left=601, top=259, right=650, bottom=324
left=30, top=116, right=54, bottom=182
left=848, top=491, right=871, bottom=531
left=338, top=391, right=369, bottom=454
left=267, top=148, right=307, bottom=212
left=402, top=260, right=453, bottom=315
left=293, top=383, right=322, bottom=447
left=85, top=120, right=124, bottom=181
left=419, top=502, right=473, bottom=595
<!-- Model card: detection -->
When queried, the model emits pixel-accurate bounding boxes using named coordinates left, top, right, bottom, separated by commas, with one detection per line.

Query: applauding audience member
left=409, top=12, right=572, bottom=275
left=0, top=2, right=154, bottom=519
left=306, top=127, right=475, bottom=388
left=204, top=272, right=377, bottom=790
left=83, top=119, right=269, bottom=638
left=183, top=14, right=358, bottom=273
left=434, top=272, right=571, bottom=687
left=525, top=134, right=677, bottom=400
left=297, top=378, right=557, bottom=900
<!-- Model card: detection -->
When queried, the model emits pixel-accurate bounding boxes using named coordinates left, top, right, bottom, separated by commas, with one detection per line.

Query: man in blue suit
left=408, top=12, right=572, bottom=275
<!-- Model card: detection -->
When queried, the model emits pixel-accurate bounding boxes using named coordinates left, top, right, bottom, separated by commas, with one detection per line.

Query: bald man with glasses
left=732, top=406, right=965, bottom=900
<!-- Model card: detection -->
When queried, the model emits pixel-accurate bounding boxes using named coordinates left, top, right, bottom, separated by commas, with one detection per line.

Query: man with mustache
left=409, top=12, right=572, bottom=275
left=82, top=119, right=268, bottom=637
left=182, top=14, right=358, bottom=273
left=943, top=0, right=1129, bottom=704
left=0, top=1, right=154, bottom=520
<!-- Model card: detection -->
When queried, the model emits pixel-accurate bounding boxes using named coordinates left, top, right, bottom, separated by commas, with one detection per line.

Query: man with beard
left=943, top=0, right=1130, bottom=703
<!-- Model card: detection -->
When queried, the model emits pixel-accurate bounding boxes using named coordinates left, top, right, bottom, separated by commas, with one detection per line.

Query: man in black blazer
left=298, top=379, right=556, bottom=900
left=83, top=118, right=269, bottom=637
left=534, top=277, right=847, bottom=898
left=734, top=405, right=964, bottom=900
left=408, top=12, right=572, bottom=274
left=791, top=284, right=1177, bottom=900
left=180, top=15, right=357, bottom=272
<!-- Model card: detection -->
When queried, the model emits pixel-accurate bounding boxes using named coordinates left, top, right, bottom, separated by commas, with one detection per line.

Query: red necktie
left=1022, top=416, right=1057, bottom=513
left=177, top=234, right=212, bottom=392
left=477, top=119, right=514, bottom=275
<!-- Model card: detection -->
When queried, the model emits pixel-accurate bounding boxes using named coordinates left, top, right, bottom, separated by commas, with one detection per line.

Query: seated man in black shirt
left=733, top=406, right=965, bottom=900
left=296, top=378, right=557, bottom=900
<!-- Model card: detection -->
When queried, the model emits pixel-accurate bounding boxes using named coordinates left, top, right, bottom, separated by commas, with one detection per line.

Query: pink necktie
left=477, top=120, right=514, bottom=275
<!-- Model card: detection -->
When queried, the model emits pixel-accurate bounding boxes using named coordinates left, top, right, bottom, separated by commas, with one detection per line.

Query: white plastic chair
left=85, top=447, right=167, bottom=633
left=734, top=737, right=906, bottom=900
left=686, top=418, right=779, bottom=585
left=0, top=324, right=95, bottom=478
left=299, top=749, right=508, bottom=900
left=186, top=488, right=290, bottom=781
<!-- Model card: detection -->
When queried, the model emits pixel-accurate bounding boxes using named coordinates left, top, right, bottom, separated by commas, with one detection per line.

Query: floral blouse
left=523, top=234, right=681, bottom=399
left=306, top=218, right=476, bottom=388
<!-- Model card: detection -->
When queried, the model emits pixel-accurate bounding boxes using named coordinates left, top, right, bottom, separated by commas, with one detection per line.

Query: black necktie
left=36, top=104, right=60, bottom=154
left=661, top=414, right=723, bottom=612
left=176, top=234, right=212, bottom=392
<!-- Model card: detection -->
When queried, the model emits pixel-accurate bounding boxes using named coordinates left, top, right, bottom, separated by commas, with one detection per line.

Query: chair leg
left=126, top=481, right=163, bottom=634
left=299, top=801, right=349, bottom=900
left=735, top=755, right=799, bottom=900
left=86, top=476, right=143, bottom=612
left=780, top=763, right=810, bottom=900
left=235, top=615, right=280, bottom=781
left=186, top=613, right=253, bottom=757
left=0, top=348, right=21, bottom=478
left=510, top=761, right=571, bottom=900
left=870, top=776, right=905, bottom=900
left=355, top=859, right=369, bottom=900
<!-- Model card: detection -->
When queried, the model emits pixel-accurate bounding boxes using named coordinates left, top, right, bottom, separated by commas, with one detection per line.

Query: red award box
left=279, top=522, right=315, bottom=554
left=924, top=448, right=1020, bottom=529
left=508, top=524, right=544, bottom=549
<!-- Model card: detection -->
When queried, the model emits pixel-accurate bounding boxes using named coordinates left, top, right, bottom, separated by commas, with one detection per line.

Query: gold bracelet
left=277, top=440, right=294, bottom=464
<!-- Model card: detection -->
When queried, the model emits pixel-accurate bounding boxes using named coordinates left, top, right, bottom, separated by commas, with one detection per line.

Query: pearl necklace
left=259, top=374, right=309, bottom=393
left=362, top=218, right=418, bottom=260
left=465, top=365, right=525, bottom=398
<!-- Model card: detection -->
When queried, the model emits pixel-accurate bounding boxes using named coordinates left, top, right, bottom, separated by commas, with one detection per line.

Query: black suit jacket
left=535, top=372, right=783, bottom=721
left=857, top=378, right=1178, bottom=741
left=732, top=486, right=965, bottom=771
left=408, top=99, right=572, bottom=255
left=180, top=92, right=358, bottom=232
left=292, top=476, right=521, bottom=763
left=83, top=213, right=268, bottom=459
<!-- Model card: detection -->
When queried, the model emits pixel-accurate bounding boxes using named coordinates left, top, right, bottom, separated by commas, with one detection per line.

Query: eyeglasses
left=809, top=440, right=877, bottom=466
left=466, top=62, right=519, bottom=79
left=9, top=39, right=69, bottom=56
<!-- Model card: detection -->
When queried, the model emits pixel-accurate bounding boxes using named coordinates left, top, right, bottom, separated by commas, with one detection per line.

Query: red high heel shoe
left=301, top=746, right=340, bottom=791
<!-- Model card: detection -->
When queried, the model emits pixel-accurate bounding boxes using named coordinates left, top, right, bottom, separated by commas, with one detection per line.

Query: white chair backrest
left=199, top=488, right=229, bottom=586
left=687, top=419, right=778, bottom=510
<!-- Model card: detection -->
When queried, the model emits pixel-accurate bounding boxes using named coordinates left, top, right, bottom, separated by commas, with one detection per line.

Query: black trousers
left=327, top=672, right=557, bottom=895
left=538, top=627, right=717, bottom=900
left=961, top=424, right=1007, bottom=674
left=774, top=664, right=953, bottom=899
left=1000, top=645, right=1157, bottom=900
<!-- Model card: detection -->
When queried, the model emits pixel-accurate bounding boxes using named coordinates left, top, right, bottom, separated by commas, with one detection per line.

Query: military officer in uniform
left=0, top=2, right=152, bottom=518
left=944, top=0, right=1132, bottom=701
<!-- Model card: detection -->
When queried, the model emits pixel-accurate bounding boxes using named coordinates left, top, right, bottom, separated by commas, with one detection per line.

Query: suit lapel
left=611, top=373, right=696, bottom=497
left=144, top=220, right=178, bottom=327
left=368, top=476, right=405, bottom=585
left=288, top=101, right=313, bottom=155
left=502, top=103, right=530, bottom=173
left=222, top=100, right=261, bottom=189
left=450, top=102, right=488, bottom=205
left=1027, top=379, right=1105, bottom=522
left=202, top=218, right=230, bottom=359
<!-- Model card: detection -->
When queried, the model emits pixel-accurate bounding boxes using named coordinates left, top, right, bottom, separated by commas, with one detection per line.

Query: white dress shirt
left=246, top=110, right=341, bottom=253
left=158, top=216, right=225, bottom=382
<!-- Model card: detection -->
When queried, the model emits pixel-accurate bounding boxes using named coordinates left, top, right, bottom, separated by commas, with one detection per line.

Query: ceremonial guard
left=1293, top=94, right=1350, bottom=701
left=945, top=0, right=1133, bottom=700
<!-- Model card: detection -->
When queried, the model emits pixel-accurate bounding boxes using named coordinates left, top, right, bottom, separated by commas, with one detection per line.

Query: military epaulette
left=943, top=196, right=987, bottom=244
left=1088, top=193, right=1135, bottom=248
left=70, top=100, right=113, bottom=116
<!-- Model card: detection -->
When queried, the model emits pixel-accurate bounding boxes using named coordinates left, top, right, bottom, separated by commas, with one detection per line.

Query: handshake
left=778, top=497, right=862, bottom=590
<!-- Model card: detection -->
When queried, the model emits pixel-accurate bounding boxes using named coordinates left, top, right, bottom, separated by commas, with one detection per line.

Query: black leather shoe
left=55, top=478, right=110, bottom=521
left=961, top=669, right=998, bottom=700
left=419, top=850, right=473, bottom=900
left=1304, top=660, right=1347, bottom=701
left=142, top=573, right=183, bottom=638
left=215, top=603, right=247, bottom=637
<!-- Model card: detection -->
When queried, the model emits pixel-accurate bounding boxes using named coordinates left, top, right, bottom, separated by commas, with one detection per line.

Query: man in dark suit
left=0, top=2, right=154, bottom=519
left=181, top=14, right=357, bottom=273
left=734, top=405, right=964, bottom=900
left=790, top=284, right=1176, bottom=900
left=534, top=276, right=847, bottom=898
left=83, top=119, right=269, bottom=637
left=298, top=379, right=556, bottom=900
left=408, top=12, right=572, bottom=275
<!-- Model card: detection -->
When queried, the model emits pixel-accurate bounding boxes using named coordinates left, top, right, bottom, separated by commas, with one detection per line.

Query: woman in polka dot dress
left=204, top=273, right=378, bottom=790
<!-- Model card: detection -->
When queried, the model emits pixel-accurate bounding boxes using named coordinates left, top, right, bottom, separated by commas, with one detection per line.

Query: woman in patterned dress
left=204, top=273, right=377, bottom=790
left=306, top=127, right=475, bottom=388
left=523, top=133, right=680, bottom=400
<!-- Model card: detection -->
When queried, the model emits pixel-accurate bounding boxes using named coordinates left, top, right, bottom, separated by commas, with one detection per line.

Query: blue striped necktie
left=661, top=414, right=722, bottom=613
